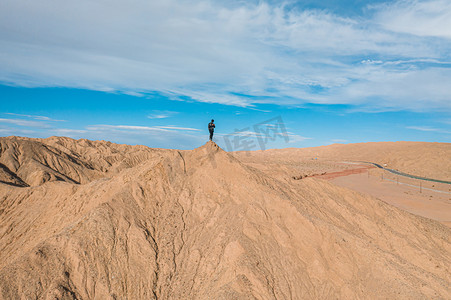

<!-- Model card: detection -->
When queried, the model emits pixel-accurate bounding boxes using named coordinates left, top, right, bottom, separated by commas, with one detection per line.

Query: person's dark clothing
left=208, top=122, right=215, bottom=141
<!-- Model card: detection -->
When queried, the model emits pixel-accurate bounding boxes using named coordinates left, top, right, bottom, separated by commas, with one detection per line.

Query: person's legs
left=209, top=130, right=213, bottom=141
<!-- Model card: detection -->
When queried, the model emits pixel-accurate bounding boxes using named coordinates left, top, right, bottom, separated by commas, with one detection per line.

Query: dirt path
left=310, top=165, right=374, bottom=180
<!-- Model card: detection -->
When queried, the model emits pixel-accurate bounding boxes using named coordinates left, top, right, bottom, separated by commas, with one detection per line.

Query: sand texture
left=234, top=141, right=451, bottom=182
left=0, top=137, right=450, bottom=299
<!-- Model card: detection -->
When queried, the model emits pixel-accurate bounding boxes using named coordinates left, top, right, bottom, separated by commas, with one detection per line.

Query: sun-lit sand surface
left=329, top=171, right=451, bottom=226
left=235, top=141, right=451, bottom=181
left=234, top=142, right=451, bottom=227
left=1, top=137, right=450, bottom=299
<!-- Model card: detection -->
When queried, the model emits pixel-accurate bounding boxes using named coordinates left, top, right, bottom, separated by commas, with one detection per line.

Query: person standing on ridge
left=208, top=119, right=215, bottom=141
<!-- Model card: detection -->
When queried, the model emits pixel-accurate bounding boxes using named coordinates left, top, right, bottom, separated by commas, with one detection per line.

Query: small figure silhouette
left=208, top=119, right=215, bottom=141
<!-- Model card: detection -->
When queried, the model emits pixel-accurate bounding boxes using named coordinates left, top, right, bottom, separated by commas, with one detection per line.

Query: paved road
left=359, top=161, right=451, bottom=185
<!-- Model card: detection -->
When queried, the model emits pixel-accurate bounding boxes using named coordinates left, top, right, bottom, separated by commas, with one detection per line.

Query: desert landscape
left=0, top=136, right=450, bottom=299
left=2, top=0, right=451, bottom=299
left=233, top=141, right=451, bottom=227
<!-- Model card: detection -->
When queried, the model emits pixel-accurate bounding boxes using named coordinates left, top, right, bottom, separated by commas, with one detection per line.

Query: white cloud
left=82, top=123, right=205, bottom=148
left=218, top=128, right=309, bottom=149
left=86, top=124, right=200, bottom=132
left=155, top=125, right=200, bottom=131
left=406, top=126, right=451, bottom=133
left=122, top=91, right=145, bottom=97
left=285, top=132, right=311, bottom=143
left=331, top=139, right=348, bottom=143
left=219, top=130, right=261, bottom=137
left=0, top=0, right=450, bottom=111
left=406, top=126, right=437, bottom=132
left=5, top=113, right=65, bottom=121
left=0, top=124, right=38, bottom=136
left=147, top=110, right=179, bottom=119
left=373, top=0, right=451, bottom=39
left=0, top=118, right=50, bottom=128
left=337, top=67, right=451, bottom=110
left=52, top=128, right=88, bottom=135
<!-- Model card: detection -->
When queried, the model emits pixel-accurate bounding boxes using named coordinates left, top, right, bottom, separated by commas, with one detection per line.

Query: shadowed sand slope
left=0, top=138, right=450, bottom=299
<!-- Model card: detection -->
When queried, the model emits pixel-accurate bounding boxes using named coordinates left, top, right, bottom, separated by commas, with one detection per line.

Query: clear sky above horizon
left=1, top=0, right=450, bottom=150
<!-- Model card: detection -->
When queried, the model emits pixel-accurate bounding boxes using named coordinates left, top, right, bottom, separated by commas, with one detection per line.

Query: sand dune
left=0, top=137, right=450, bottom=299
left=234, top=142, right=451, bottom=182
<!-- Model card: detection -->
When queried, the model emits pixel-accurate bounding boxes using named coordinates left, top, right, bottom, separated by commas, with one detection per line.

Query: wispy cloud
left=218, top=129, right=309, bottom=148
left=406, top=125, right=451, bottom=134
left=0, top=126, right=37, bottom=136
left=5, top=113, right=65, bottom=121
left=219, top=130, right=264, bottom=138
left=0, top=118, right=50, bottom=128
left=147, top=110, right=179, bottom=119
left=406, top=126, right=438, bottom=132
left=1, top=0, right=450, bottom=111
left=52, top=128, right=88, bottom=135
left=331, top=139, right=348, bottom=143
left=86, top=124, right=200, bottom=132
left=155, top=125, right=200, bottom=131
left=286, top=132, right=311, bottom=143
left=82, top=123, right=205, bottom=148
left=373, top=0, right=451, bottom=39
left=122, top=91, right=145, bottom=97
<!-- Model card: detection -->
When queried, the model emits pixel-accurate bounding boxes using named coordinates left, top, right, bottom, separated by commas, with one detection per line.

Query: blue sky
left=1, top=0, right=450, bottom=150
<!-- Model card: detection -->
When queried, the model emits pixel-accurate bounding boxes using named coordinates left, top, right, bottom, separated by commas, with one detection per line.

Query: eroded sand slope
left=0, top=137, right=449, bottom=299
